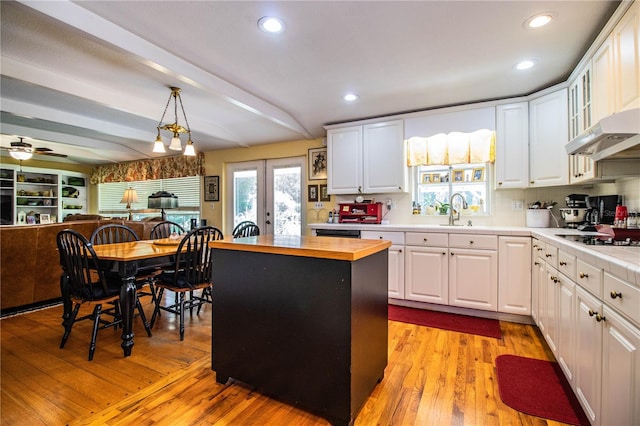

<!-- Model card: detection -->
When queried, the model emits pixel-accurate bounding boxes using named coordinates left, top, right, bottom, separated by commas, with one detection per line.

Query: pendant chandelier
left=153, top=87, right=196, bottom=156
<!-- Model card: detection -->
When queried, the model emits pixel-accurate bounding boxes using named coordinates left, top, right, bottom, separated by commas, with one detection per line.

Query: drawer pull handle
left=545, top=253, right=552, bottom=258
left=533, top=244, right=538, bottom=248
left=423, top=238, right=428, bottom=242
left=442, top=252, right=446, bottom=255
left=469, top=240, right=474, bottom=244
left=537, top=247, right=543, bottom=251
left=589, top=309, right=596, bottom=317
left=596, top=314, right=606, bottom=322
left=534, top=261, right=539, bottom=266
left=550, top=276, right=558, bottom=283
left=610, top=291, right=622, bottom=299
left=559, top=261, right=567, bottom=266
left=579, top=272, right=589, bottom=279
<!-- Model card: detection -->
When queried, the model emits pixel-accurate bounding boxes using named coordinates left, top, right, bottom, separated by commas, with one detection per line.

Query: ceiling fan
left=1, top=137, right=68, bottom=160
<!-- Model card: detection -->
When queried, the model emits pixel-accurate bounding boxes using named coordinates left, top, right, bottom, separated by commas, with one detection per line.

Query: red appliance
left=338, top=202, right=383, bottom=224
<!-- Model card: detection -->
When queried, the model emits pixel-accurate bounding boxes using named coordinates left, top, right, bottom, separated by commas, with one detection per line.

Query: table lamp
left=120, top=187, right=138, bottom=220
left=148, top=191, right=179, bottom=220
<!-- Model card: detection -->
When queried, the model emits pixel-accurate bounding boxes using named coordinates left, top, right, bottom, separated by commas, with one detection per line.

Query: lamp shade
left=148, top=191, right=179, bottom=209
left=120, top=187, right=139, bottom=204
left=9, top=150, right=33, bottom=161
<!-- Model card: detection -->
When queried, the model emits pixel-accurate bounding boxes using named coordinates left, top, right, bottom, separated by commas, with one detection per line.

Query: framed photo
left=319, top=184, right=330, bottom=201
left=308, top=184, right=319, bottom=202
left=432, top=174, right=441, bottom=183
left=26, top=215, right=36, bottom=225
left=420, top=172, right=431, bottom=184
left=308, top=148, right=327, bottom=180
left=472, top=167, right=485, bottom=181
left=453, top=169, right=464, bottom=182
left=40, top=214, right=51, bottom=224
left=204, top=175, right=220, bottom=202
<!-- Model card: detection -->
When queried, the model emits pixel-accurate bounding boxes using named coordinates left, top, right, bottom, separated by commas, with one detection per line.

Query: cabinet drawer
left=532, top=239, right=546, bottom=260
left=361, top=231, right=405, bottom=245
left=542, top=243, right=558, bottom=269
left=576, top=259, right=603, bottom=298
left=448, top=234, right=497, bottom=250
left=557, top=250, right=577, bottom=282
left=604, top=272, right=640, bottom=325
left=405, top=232, right=448, bottom=247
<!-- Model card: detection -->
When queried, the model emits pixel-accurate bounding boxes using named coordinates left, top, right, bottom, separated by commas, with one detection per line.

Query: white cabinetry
left=327, top=120, right=406, bottom=195
left=448, top=234, right=498, bottom=312
left=495, top=103, right=529, bottom=189
left=612, top=1, right=640, bottom=113
left=528, top=89, right=569, bottom=187
left=498, top=236, right=531, bottom=315
left=327, top=125, right=362, bottom=194
left=405, top=232, right=448, bottom=305
left=592, top=37, right=616, bottom=123
left=531, top=238, right=545, bottom=324
left=361, top=231, right=405, bottom=299
left=568, top=64, right=596, bottom=184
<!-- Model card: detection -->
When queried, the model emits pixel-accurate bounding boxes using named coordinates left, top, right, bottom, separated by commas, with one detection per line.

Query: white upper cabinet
left=612, top=1, right=640, bottom=113
left=495, top=102, right=529, bottom=189
left=592, top=36, right=617, bottom=123
left=327, top=120, right=406, bottom=195
left=362, top=120, right=406, bottom=193
left=529, top=89, right=569, bottom=187
left=327, top=125, right=362, bottom=194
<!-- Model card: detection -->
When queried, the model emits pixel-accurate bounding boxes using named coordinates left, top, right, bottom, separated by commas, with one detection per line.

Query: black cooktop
left=559, top=234, right=640, bottom=247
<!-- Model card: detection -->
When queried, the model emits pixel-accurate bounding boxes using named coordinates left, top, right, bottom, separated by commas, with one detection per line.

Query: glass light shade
left=9, top=150, right=33, bottom=160
left=169, top=135, right=182, bottom=151
left=153, top=139, right=166, bottom=153
left=183, top=140, right=196, bottom=156
left=120, top=187, right=139, bottom=204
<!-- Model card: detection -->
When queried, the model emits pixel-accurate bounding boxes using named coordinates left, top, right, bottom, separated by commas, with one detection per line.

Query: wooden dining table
left=86, top=238, right=183, bottom=356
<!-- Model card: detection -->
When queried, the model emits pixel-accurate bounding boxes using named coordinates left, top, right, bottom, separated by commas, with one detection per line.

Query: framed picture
left=308, top=184, right=319, bottom=202
left=432, top=174, right=441, bottom=183
left=40, top=214, right=51, bottom=224
left=204, top=175, right=220, bottom=202
left=319, top=184, right=330, bottom=201
left=420, top=172, right=431, bottom=184
left=26, top=215, right=36, bottom=225
left=308, top=148, right=327, bottom=180
left=472, top=167, right=485, bottom=181
left=453, top=169, right=464, bottom=182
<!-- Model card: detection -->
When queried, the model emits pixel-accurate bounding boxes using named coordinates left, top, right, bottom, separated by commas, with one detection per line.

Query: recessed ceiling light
left=258, top=16, right=286, bottom=34
left=525, top=13, right=553, bottom=29
left=343, top=93, right=359, bottom=102
left=515, top=60, right=535, bottom=70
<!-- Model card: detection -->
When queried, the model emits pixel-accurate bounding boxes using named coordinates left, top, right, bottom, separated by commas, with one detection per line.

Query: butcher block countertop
left=209, top=235, right=391, bottom=261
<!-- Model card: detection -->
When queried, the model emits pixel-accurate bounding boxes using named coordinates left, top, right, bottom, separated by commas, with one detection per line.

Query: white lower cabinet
left=405, top=246, right=448, bottom=304
left=556, top=272, right=576, bottom=384
left=449, top=247, right=498, bottom=312
left=498, top=236, right=532, bottom=315
left=361, top=231, right=405, bottom=299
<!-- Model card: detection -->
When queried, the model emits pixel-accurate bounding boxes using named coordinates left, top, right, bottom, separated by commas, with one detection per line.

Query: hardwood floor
left=1, top=297, right=569, bottom=425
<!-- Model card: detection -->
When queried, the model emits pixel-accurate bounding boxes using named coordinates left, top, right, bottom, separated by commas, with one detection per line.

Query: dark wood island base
left=210, top=235, right=390, bottom=426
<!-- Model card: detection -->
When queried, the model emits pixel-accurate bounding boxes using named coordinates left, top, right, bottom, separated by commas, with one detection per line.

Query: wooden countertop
left=209, top=235, right=391, bottom=261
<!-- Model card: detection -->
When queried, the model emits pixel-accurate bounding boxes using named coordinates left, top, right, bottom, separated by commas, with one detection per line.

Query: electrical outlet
left=386, top=199, right=392, bottom=210
left=314, top=202, right=324, bottom=209
left=512, top=199, right=524, bottom=210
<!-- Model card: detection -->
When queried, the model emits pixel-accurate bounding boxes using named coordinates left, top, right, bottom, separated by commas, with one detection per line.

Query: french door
left=225, top=157, right=304, bottom=236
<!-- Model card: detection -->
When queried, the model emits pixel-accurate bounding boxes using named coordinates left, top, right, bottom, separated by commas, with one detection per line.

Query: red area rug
left=496, top=355, right=590, bottom=426
left=387, top=305, right=502, bottom=339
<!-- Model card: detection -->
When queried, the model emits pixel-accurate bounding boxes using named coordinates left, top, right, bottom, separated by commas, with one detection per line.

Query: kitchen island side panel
left=211, top=248, right=388, bottom=425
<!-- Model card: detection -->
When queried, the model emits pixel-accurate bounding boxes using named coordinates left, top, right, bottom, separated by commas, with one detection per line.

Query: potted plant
left=436, top=201, right=450, bottom=215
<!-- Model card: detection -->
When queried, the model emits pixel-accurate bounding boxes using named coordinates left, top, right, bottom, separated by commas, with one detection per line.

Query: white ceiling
left=0, top=0, right=620, bottom=165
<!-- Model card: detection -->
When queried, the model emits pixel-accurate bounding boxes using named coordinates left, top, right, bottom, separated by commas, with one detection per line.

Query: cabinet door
left=575, top=286, right=603, bottom=425
left=543, top=267, right=560, bottom=355
left=363, top=120, right=407, bottom=193
left=613, top=1, right=640, bottom=113
left=405, top=246, right=448, bottom=305
left=327, top=126, right=362, bottom=194
left=529, top=89, right=569, bottom=187
left=498, top=237, right=531, bottom=315
left=592, top=36, right=616, bottom=123
left=532, top=256, right=545, bottom=326
left=387, top=245, right=405, bottom=299
left=449, top=248, right=497, bottom=311
left=557, top=273, right=576, bottom=385
left=601, top=306, right=640, bottom=426
left=495, top=103, right=529, bottom=189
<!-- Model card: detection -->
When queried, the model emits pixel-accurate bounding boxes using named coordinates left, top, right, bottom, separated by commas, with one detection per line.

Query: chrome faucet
left=449, top=192, right=468, bottom=225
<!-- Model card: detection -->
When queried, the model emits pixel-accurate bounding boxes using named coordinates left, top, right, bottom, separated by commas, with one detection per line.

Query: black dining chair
left=56, top=229, right=152, bottom=361
left=232, top=221, right=260, bottom=238
left=150, top=220, right=186, bottom=240
left=90, top=223, right=158, bottom=307
left=150, top=226, right=223, bottom=340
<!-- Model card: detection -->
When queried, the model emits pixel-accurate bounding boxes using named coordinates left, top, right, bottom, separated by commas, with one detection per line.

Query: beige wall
left=200, top=138, right=327, bottom=233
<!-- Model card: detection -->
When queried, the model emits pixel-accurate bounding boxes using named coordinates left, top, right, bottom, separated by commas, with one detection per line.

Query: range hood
left=566, top=108, right=640, bottom=161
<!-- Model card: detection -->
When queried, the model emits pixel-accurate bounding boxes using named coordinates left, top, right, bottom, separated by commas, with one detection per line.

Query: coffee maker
left=560, top=194, right=589, bottom=229
left=585, top=195, right=620, bottom=225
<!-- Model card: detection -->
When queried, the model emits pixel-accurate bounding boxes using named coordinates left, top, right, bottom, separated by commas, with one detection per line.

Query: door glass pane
left=233, top=169, right=257, bottom=227
left=272, top=166, right=301, bottom=236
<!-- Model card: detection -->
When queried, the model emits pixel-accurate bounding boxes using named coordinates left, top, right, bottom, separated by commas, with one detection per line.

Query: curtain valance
left=90, top=153, right=204, bottom=184
left=406, top=129, right=495, bottom=166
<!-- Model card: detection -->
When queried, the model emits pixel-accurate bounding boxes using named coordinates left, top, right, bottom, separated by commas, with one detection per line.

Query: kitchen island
left=209, top=235, right=391, bottom=426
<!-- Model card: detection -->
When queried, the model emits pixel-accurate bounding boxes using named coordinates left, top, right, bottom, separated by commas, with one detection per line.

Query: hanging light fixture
left=153, top=87, right=196, bottom=156
left=9, top=138, right=34, bottom=161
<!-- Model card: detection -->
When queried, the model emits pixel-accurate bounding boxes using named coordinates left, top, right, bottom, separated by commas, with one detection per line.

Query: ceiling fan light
left=153, top=139, right=166, bottom=153
left=169, top=135, right=182, bottom=150
left=9, top=150, right=33, bottom=161
left=183, top=140, right=196, bottom=156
